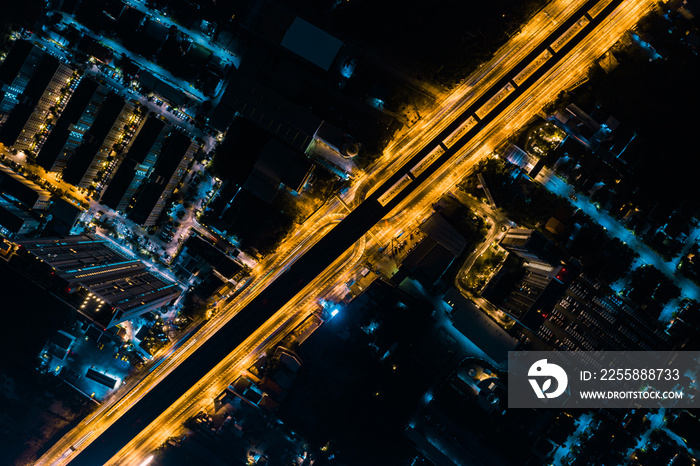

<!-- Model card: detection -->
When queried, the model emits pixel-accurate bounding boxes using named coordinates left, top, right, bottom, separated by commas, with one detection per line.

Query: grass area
left=460, top=156, right=638, bottom=283
left=524, top=122, right=566, bottom=157
left=459, top=157, right=573, bottom=229
left=460, top=244, right=506, bottom=294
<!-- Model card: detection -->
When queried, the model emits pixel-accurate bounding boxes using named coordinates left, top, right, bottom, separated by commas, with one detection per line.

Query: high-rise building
left=0, top=195, right=41, bottom=237
left=14, top=236, right=181, bottom=328
left=0, top=40, right=45, bottom=117
left=1, top=53, right=73, bottom=152
left=35, top=77, right=107, bottom=172
left=100, top=115, right=167, bottom=212
left=61, top=94, right=135, bottom=189
left=0, top=162, right=51, bottom=238
left=127, top=130, right=196, bottom=226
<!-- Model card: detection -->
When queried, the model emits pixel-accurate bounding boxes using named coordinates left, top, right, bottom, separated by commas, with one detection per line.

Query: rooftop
left=443, top=287, right=518, bottom=365
left=280, top=17, right=343, bottom=71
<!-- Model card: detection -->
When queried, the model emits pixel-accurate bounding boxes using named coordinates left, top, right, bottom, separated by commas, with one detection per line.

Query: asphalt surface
left=69, top=0, right=622, bottom=462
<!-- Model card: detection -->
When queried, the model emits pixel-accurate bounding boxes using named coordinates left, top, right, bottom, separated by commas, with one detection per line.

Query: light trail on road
left=107, top=236, right=368, bottom=465
left=34, top=0, right=656, bottom=463
left=100, top=0, right=658, bottom=461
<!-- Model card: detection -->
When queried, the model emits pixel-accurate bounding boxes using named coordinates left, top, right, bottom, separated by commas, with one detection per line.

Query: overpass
left=40, top=0, right=646, bottom=462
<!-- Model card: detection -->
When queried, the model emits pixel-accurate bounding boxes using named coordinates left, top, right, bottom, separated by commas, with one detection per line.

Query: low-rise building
left=13, top=235, right=181, bottom=328
left=127, top=130, right=197, bottom=226
left=175, top=234, right=243, bottom=283
left=442, top=287, right=518, bottom=366
left=100, top=115, right=167, bottom=212
left=483, top=229, right=671, bottom=351
left=0, top=195, right=41, bottom=237
left=397, top=213, right=467, bottom=287
left=61, top=94, right=135, bottom=189
left=44, top=198, right=82, bottom=236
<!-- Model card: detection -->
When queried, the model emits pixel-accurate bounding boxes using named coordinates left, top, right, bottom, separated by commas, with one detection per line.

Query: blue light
left=330, top=309, right=339, bottom=317
left=341, top=59, right=356, bottom=79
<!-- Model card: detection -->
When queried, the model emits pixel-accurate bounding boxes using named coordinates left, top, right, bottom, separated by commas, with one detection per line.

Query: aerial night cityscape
left=1, top=0, right=699, bottom=464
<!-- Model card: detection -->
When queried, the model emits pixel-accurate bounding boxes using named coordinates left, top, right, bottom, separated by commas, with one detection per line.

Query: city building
left=307, top=121, right=359, bottom=178
left=0, top=40, right=45, bottom=118
left=241, top=138, right=314, bottom=203
left=35, top=77, right=108, bottom=172
left=99, top=115, right=167, bottom=212
left=280, top=17, right=344, bottom=72
left=396, top=212, right=467, bottom=287
left=175, top=234, right=246, bottom=305
left=127, top=130, right=197, bottom=226
left=13, top=236, right=181, bottom=328
left=210, top=72, right=319, bottom=152
left=61, top=93, right=135, bottom=189
left=442, top=287, right=519, bottom=366
left=0, top=50, right=73, bottom=153
left=175, top=234, right=244, bottom=283
left=483, top=261, right=565, bottom=329
left=233, top=4, right=395, bottom=172
left=76, top=36, right=113, bottom=65
left=0, top=162, right=52, bottom=237
left=44, top=198, right=83, bottom=236
left=483, top=229, right=670, bottom=351
left=499, top=228, right=557, bottom=267
left=137, top=71, right=190, bottom=108
left=229, top=347, right=301, bottom=411
left=502, top=143, right=539, bottom=175
left=0, top=195, right=41, bottom=237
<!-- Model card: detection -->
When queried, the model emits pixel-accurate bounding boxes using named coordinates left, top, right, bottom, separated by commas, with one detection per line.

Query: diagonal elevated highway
left=35, top=0, right=655, bottom=463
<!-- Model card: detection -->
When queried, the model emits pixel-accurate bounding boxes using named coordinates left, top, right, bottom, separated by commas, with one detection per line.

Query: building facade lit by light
left=14, top=235, right=181, bottom=328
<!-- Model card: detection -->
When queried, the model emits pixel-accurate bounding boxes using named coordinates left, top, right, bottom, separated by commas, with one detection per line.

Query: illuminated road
left=107, top=0, right=661, bottom=456
left=347, top=0, right=593, bottom=207
left=108, top=237, right=367, bottom=465
left=0, top=150, right=88, bottom=208
left=57, top=14, right=209, bottom=102
left=536, top=168, right=700, bottom=301
left=121, top=0, right=240, bottom=68
left=34, top=0, right=588, bottom=460
left=34, top=0, right=657, bottom=463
